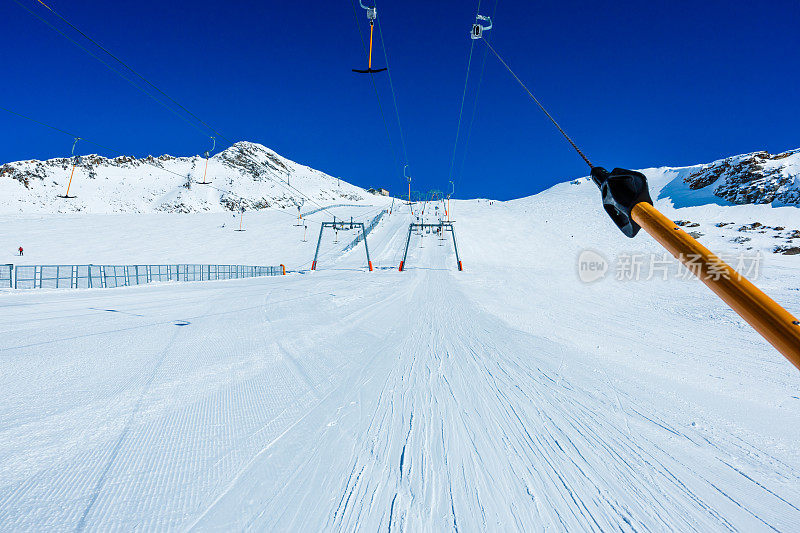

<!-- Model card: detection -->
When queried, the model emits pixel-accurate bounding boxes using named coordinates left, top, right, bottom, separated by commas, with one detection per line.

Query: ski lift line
left=0, top=105, right=300, bottom=222
left=447, top=0, right=489, bottom=187
left=28, top=0, right=227, bottom=142
left=446, top=38, right=476, bottom=186
left=455, top=43, right=489, bottom=185
left=17, top=0, right=333, bottom=218
left=11, top=0, right=212, bottom=141
left=349, top=0, right=403, bottom=177
left=455, top=0, right=500, bottom=187
left=0, top=106, right=197, bottom=183
left=480, top=38, right=593, bottom=169
left=376, top=17, right=409, bottom=165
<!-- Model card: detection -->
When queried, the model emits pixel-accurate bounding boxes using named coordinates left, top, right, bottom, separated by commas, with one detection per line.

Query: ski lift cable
left=17, top=0, right=335, bottom=217
left=349, top=0, right=403, bottom=178
left=375, top=16, right=409, bottom=166
left=455, top=42, right=488, bottom=186
left=29, top=0, right=226, bottom=142
left=446, top=0, right=485, bottom=187
left=446, top=38, right=476, bottom=186
left=10, top=0, right=211, bottom=140
left=455, top=0, right=500, bottom=188
left=480, top=38, right=593, bottom=169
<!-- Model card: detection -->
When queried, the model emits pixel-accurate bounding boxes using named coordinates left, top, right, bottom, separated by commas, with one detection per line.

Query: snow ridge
left=654, top=148, right=800, bottom=208
left=0, top=142, right=373, bottom=214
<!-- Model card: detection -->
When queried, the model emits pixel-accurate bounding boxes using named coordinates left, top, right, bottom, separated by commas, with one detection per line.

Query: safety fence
left=344, top=210, right=387, bottom=252
left=1, top=264, right=11, bottom=288
left=10, top=264, right=283, bottom=290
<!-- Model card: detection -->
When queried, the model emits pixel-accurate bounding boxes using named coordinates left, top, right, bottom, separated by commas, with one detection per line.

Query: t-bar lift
left=311, top=218, right=373, bottom=271
left=398, top=222, right=462, bottom=272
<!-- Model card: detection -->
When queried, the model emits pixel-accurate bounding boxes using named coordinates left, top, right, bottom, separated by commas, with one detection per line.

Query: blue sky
left=2, top=0, right=798, bottom=200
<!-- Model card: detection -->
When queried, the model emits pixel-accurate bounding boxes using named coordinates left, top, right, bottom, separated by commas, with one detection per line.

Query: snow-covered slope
left=0, top=142, right=378, bottom=214
left=1, top=147, right=799, bottom=530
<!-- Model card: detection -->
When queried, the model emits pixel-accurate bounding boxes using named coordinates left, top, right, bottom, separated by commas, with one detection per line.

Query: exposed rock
left=683, top=149, right=800, bottom=205
left=774, top=246, right=800, bottom=255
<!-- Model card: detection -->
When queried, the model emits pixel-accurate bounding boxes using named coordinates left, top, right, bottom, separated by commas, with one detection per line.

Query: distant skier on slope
left=18, top=246, right=23, bottom=256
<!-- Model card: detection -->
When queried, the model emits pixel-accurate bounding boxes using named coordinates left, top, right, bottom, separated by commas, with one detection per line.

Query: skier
left=18, top=246, right=23, bottom=256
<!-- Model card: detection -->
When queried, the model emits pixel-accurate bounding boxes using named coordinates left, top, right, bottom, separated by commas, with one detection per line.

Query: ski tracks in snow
left=1, top=210, right=799, bottom=530
left=198, top=239, right=800, bottom=531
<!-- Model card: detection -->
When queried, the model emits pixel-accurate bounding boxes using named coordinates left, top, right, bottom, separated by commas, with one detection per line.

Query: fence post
left=35, top=266, right=41, bottom=289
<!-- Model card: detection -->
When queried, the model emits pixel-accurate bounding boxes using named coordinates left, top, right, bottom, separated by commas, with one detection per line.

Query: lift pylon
left=311, top=218, right=373, bottom=271
left=398, top=221, right=462, bottom=272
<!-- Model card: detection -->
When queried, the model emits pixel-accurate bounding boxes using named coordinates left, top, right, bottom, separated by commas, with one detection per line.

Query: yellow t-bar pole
left=632, top=201, right=800, bottom=370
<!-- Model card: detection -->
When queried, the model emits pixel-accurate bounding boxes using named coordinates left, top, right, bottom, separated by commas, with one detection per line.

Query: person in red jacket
left=18, top=246, right=23, bottom=256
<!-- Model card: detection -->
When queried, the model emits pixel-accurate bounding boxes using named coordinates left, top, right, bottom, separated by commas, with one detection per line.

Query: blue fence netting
left=10, top=264, right=282, bottom=290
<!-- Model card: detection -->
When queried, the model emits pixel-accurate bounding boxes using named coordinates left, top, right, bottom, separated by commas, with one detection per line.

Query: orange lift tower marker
left=197, top=137, right=215, bottom=185
left=234, top=206, right=246, bottom=232
left=476, top=25, right=800, bottom=371
left=57, top=137, right=80, bottom=199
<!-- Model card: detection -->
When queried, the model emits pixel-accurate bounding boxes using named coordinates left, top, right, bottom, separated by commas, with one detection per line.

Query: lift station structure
left=311, top=219, right=373, bottom=271
left=399, top=221, right=462, bottom=272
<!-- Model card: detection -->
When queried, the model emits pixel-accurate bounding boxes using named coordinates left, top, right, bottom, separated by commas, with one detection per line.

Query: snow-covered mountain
left=654, top=148, right=800, bottom=208
left=3, top=144, right=799, bottom=216
left=0, top=141, right=376, bottom=214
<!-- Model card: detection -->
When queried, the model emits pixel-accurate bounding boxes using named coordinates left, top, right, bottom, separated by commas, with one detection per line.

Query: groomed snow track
left=1, top=201, right=799, bottom=531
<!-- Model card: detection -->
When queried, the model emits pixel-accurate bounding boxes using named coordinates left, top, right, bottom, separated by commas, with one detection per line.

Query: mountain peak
left=0, top=142, right=373, bottom=214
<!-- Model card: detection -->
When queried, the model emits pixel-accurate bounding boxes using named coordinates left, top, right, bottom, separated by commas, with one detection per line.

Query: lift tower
left=311, top=219, right=373, bottom=271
